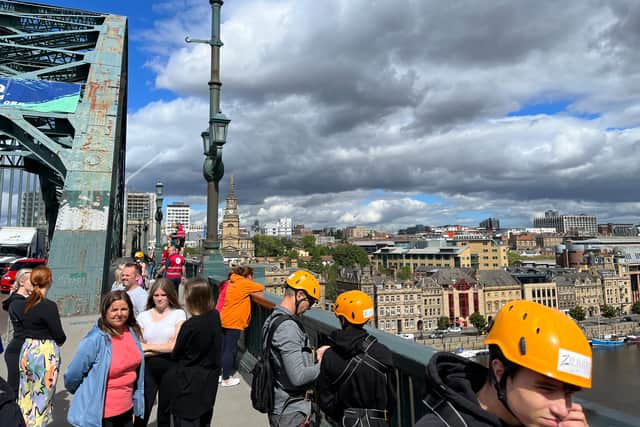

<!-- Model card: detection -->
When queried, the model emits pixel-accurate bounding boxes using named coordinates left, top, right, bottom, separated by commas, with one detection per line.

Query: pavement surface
left=0, top=295, right=267, bottom=426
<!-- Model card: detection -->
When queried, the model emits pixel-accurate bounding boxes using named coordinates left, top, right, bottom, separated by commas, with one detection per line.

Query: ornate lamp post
left=154, top=182, right=164, bottom=264
left=187, top=0, right=229, bottom=281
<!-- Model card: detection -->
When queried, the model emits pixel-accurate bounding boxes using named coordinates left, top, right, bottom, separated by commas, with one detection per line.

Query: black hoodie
left=0, top=377, right=25, bottom=426
left=415, top=352, right=508, bottom=427
left=2, top=292, right=26, bottom=341
left=317, top=326, right=395, bottom=422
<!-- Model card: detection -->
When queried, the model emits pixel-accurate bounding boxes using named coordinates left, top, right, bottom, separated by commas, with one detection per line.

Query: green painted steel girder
left=0, top=1, right=127, bottom=315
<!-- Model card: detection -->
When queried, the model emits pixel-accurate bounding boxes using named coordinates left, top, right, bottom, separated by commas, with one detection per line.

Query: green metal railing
left=240, top=292, right=437, bottom=427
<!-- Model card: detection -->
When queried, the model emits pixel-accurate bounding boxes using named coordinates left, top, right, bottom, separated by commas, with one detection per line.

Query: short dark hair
left=99, top=291, right=141, bottom=338
left=124, top=262, right=141, bottom=276
left=183, top=278, right=213, bottom=316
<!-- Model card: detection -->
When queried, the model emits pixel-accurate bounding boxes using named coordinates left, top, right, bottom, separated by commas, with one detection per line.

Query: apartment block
left=451, top=237, right=508, bottom=270
left=373, top=242, right=471, bottom=273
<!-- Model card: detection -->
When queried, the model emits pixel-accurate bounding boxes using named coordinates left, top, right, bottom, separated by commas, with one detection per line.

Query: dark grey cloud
left=126, top=0, right=640, bottom=230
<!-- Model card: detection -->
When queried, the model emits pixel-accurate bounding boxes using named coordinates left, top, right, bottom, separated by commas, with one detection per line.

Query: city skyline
left=42, top=0, right=640, bottom=232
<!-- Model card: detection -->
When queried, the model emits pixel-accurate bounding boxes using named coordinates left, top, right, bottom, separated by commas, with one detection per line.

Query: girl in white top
left=136, top=278, right=186, bottom=427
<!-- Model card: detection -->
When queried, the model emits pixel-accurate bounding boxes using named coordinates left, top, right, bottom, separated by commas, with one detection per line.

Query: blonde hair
left=13, top=268, right=32, bottom=292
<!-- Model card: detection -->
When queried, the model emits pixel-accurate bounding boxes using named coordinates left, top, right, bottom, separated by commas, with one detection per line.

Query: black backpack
left=250, top=314, right=300, bottom=413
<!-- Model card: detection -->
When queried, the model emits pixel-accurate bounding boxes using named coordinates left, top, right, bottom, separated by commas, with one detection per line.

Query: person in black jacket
left=317, top=290, right=394, bottom=427
left=416, top=300, right=592, bottom=427
left=2, top=268, right=32, bottom=394
left=0, top=376, right=25, bottom=426
left=166, top=278, right=222, bottom=427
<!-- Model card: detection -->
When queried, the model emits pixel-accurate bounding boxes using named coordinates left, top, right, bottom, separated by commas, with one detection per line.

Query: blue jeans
left=222, top=328, right=241, bottom=379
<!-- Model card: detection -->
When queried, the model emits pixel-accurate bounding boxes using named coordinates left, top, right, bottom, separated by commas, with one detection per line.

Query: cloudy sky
left=44, top=0, right=640, bottom=231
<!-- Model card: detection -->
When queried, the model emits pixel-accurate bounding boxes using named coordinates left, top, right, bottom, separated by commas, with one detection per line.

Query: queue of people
left=0, top=263, right=594, bottom=427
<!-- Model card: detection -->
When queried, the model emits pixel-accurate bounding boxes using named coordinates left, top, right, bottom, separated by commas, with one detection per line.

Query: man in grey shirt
left=121, top=262, right=148, bottom=318
left=262, top=270, right=329, bottom=427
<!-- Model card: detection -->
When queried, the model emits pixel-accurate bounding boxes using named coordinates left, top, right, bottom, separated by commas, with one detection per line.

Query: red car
left=0, top=258, right=47, bottom=293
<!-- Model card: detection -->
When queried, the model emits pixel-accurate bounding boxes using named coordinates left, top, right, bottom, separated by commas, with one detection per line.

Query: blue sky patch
left=508, top=98, right=600, bottom=120
left=39, top=0, right=177, bottom=111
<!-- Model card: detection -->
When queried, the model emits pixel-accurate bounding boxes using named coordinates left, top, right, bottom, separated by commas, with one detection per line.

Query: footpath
left=1, top=314, right=267, bottom=426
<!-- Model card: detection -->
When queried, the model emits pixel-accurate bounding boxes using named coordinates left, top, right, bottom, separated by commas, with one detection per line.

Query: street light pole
left=186, top=0, right=229, bottom=282
left=154, top=182, right=164, bottom=265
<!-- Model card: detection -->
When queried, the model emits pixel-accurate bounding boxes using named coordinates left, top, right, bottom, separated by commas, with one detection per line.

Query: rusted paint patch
left=56, top=190, right=110, bottom=231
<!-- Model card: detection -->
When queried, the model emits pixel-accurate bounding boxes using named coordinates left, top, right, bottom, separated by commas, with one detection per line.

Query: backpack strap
left=263, top=313, right=296, bottom=354
left=330, top=334, right=387, bottom=387
left=422, top=391, right=469, bottom=427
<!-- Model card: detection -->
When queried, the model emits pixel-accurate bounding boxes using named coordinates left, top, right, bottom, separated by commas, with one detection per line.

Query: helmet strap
left=293, top=290, right=306, bottom=316
left=490, top=360, right=522, bottom=425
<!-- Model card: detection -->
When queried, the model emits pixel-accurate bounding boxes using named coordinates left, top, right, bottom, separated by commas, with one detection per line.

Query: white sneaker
left=221, top=377, right=240, bottom=387
left=218, top=375, right=222, bottom=383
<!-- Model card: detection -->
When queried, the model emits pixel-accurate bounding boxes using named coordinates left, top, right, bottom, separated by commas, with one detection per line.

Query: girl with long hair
left=134, top=278, right=186, bottom=427
left=17, top=266, right=66, bottom=427
left=65, top=291, right=145, bottom=427
left=166, top=278, right=223, bottom=426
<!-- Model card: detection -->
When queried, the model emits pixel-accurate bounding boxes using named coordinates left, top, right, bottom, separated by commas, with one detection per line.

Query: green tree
left=507, top=251, right=523, bottom=266
left=398, top=266, right=412, bottom=281
left=632, top=301, right=640, bottom=315
left=325, top=264, right=338, bottom=301
left=569, top=306, right=586, bottom=321
left=469, top=311, right=487, bottom=334
left=301, top=235, right=317, bottom=252
left=253, top=235, right=286, bottom=257
left=331, top=244, right=369, bottom=268
left=437, top=316, right=450, bottom=330
left=601, top=304, right=617, bottom=318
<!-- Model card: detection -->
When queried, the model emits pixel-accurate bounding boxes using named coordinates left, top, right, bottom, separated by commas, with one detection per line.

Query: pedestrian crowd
left=0, top=260, right=593, bottom=427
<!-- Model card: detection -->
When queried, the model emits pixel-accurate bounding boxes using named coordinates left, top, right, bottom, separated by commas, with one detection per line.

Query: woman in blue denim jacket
left=64, top=291, right=145, bottom=427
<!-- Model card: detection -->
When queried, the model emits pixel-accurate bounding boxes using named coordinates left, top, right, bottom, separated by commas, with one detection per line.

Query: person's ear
left=491, top=358, right=505, bottom=383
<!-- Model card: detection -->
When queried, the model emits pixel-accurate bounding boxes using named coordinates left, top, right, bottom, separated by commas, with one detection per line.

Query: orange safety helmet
left=286, top=270, right=320, bottom=301
left=484, top=300, right=592, bottom=389
left=334, top=290, right=374, bottom=325
left=134, top=251, right=144, bottom=259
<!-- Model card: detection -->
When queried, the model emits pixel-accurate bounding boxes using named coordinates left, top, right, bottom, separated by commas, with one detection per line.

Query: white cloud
left=125, top=0, right=640, bottom=231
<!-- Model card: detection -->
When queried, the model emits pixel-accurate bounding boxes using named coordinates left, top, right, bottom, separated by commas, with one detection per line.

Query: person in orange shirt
left=219, top=266, right=263, bottom=387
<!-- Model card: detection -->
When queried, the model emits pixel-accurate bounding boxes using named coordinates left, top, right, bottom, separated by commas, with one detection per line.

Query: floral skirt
left=18, top=338, right=61, bottom=427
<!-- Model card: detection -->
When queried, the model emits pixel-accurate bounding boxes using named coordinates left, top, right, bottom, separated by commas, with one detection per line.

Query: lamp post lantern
left=154, top=182, right=164, bottom=265
left=186, top=0, right=229, bottom=281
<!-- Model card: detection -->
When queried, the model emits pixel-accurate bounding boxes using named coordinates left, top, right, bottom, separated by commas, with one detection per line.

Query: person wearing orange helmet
left=262, top=270, right=329, bottom=427
left=317, top=290, right=395, bottom=427
left=416, top=300, right=592, bottom=427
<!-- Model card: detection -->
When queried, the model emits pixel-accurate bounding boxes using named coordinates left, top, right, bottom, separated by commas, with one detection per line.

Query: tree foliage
left=398, top=266, right=412, bottom=281
left=507, top=251, right=522, bottom=266
left=632, top=301, right=640, bottom=315
left=469, top=311, right=487, bottom=334
left=300, top=235, right=316, bottom=252
left=331, top=244, right=369, bottom=268
left=601, top=304, right=617, bottom=318
left=252, top=235, right=286, bottom=257
left=569, top=306, right=586, bottom=321
left=437, top=316, right=450, bottom=330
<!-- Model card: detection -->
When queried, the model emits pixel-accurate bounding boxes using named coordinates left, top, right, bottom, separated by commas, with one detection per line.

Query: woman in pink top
left=64, top=291, right=145, bottom=427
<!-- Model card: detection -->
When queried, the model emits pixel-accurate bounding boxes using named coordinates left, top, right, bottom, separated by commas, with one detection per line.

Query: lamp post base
left=201, top=252, right=228, bottom=285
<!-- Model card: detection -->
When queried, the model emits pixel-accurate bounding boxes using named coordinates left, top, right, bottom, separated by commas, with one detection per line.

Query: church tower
left=222, top=174, right=239, bottom=242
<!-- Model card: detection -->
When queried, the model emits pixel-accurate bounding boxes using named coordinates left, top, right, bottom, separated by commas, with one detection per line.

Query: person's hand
left=559, top=403, right=589, bottom=427
left=316, top=345, right=330, bottom=363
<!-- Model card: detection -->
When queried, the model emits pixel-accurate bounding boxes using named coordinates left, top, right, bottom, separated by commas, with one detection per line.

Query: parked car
left=429, top=331, right=446, bottom=339
left=447, top=326, right=462, bottom=334
left=0, top=258, right=47, bottom=293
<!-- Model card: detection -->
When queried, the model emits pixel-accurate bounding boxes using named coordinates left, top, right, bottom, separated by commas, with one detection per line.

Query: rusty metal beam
left=0, top=1, right=127, bottom=315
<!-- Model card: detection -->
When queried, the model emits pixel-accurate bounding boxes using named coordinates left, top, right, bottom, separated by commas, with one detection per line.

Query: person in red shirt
left=158, top=246, right=185, bottom=295
left=174, top=223, right=186, bottom=255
